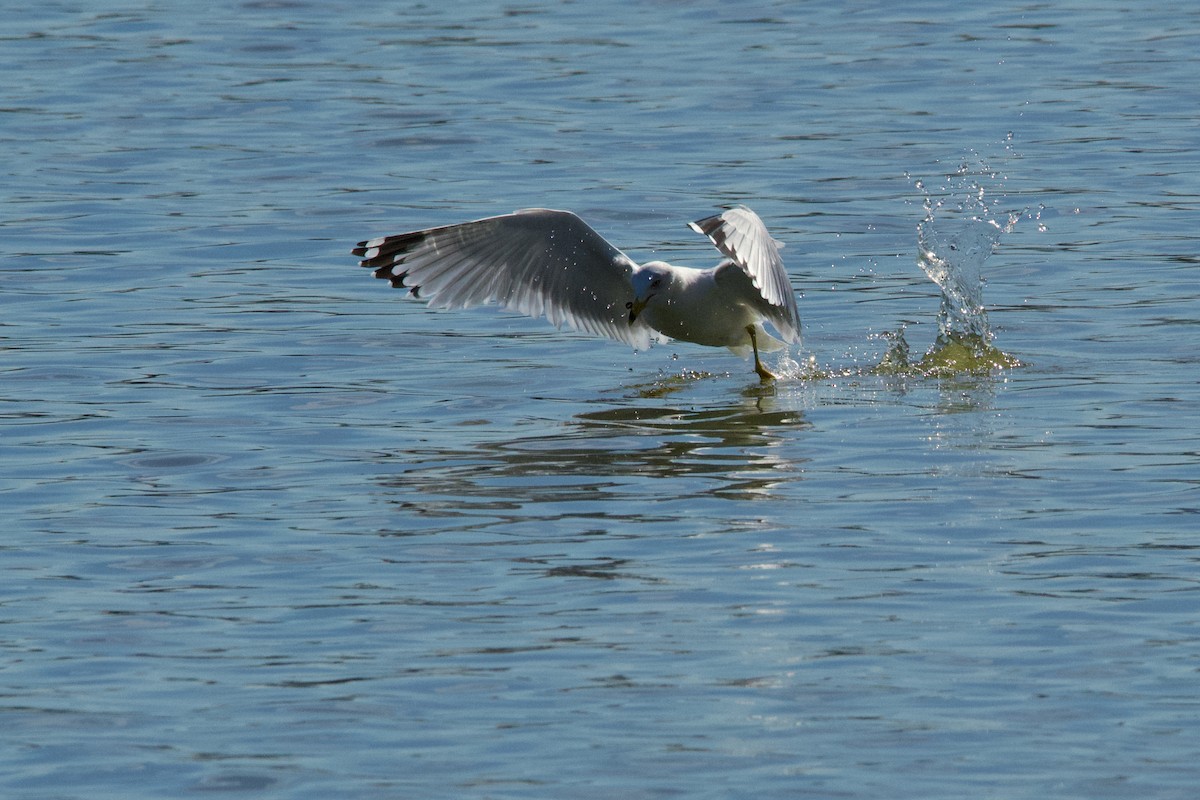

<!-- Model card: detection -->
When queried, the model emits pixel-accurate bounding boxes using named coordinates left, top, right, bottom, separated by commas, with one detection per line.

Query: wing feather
left=354, top=209, right=654, bottom=349
left=688, top=206, right=801, bottom=344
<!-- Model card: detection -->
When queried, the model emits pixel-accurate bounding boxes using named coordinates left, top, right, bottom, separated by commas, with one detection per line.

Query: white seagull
left=352, top=205, right=801, bottom=380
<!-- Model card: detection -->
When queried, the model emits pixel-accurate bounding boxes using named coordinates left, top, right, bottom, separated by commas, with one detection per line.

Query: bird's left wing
left=688, top=206, right=801, bottom=344
left=353, top=209, right=654, bottom=349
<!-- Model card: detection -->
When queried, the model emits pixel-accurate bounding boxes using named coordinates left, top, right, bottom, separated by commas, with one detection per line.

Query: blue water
left=3, top=2, right=1198, bottom=798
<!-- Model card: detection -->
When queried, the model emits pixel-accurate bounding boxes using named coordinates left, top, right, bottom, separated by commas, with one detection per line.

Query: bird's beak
left=627, top=296, right=649, bottom=323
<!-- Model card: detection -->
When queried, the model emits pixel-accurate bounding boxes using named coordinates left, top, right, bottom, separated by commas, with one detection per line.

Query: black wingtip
left=374, top=265, right=403, bottom=284
left=371, top=266, right=419, bottom=296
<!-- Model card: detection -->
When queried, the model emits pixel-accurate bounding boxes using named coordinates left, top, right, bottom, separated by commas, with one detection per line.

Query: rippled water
left=3, top=2, right=1198, bottom=798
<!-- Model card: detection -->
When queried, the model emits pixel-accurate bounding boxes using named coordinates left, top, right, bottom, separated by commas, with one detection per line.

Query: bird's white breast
left=640, top=267, right=757, bottom=348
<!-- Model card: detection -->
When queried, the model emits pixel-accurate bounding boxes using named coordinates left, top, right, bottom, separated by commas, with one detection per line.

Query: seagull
left=352, top=205, right=801, bottom=380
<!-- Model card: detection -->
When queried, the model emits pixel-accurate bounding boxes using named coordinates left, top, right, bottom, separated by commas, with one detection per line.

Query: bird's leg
left=746, top=325, right=776, bottom=382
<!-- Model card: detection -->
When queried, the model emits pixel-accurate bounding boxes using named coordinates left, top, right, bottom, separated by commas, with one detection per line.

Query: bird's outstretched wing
left=353, top=209, right=654, bottom=349
left=688, top=206, right=801, bottom=344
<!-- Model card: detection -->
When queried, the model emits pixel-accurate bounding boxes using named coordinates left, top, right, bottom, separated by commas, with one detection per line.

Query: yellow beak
left=627, top=296, right=650, bottom=323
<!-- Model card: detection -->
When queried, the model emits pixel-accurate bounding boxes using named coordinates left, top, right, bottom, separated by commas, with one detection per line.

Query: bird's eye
left=624, top=301, right=633, bottom=309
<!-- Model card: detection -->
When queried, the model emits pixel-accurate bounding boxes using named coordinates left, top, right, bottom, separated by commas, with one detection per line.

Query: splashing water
left=884, top=150, right=1025, bottom=376
left=918, top=212, right=1002, bottom=342
left=915, top=158, right=1021, bottom=342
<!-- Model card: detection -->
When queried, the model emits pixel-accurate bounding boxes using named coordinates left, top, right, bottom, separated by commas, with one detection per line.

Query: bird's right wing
left=353, top=209, right=654, bottom=349
left=689, top=206, right=801, bottom=344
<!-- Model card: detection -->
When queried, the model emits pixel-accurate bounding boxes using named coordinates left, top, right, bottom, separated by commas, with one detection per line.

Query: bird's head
left=627, top=262, right=670, bottom=323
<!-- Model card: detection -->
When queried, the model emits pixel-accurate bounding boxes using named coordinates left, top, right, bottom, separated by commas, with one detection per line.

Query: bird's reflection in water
left=379, top=388, right=811, bottom=532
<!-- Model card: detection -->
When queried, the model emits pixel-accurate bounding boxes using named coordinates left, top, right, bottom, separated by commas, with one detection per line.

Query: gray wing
left=353, top=209, right=654, bottom=349
left=688, top=206, right=801, bottom=344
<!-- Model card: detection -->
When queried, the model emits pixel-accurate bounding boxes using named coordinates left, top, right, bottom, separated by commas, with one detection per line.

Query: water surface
left=3, top=2, right=1198, bottom=798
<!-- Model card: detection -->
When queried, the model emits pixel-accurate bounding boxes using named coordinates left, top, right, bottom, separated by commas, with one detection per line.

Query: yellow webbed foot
left=746, top=324, right=776, bottom=381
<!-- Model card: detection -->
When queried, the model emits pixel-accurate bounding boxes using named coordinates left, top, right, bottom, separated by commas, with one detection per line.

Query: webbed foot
left=747, top=325, right=776, bottom=381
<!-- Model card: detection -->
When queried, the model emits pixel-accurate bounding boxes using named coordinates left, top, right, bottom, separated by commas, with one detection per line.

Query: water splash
left=918, top=212, right=1000, bottom=341
left=889, top=150, right=1024, bottom=376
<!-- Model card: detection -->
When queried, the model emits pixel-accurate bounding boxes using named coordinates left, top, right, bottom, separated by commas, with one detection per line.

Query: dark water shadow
left=374, top=388, right=812, bottom=532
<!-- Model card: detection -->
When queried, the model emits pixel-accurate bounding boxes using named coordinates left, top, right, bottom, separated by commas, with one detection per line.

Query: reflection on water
left=379, top=393, right=810, bottom=531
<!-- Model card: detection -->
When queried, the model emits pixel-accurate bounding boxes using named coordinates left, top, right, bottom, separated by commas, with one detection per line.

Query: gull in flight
left=352, top=205, right=801, bottom=380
